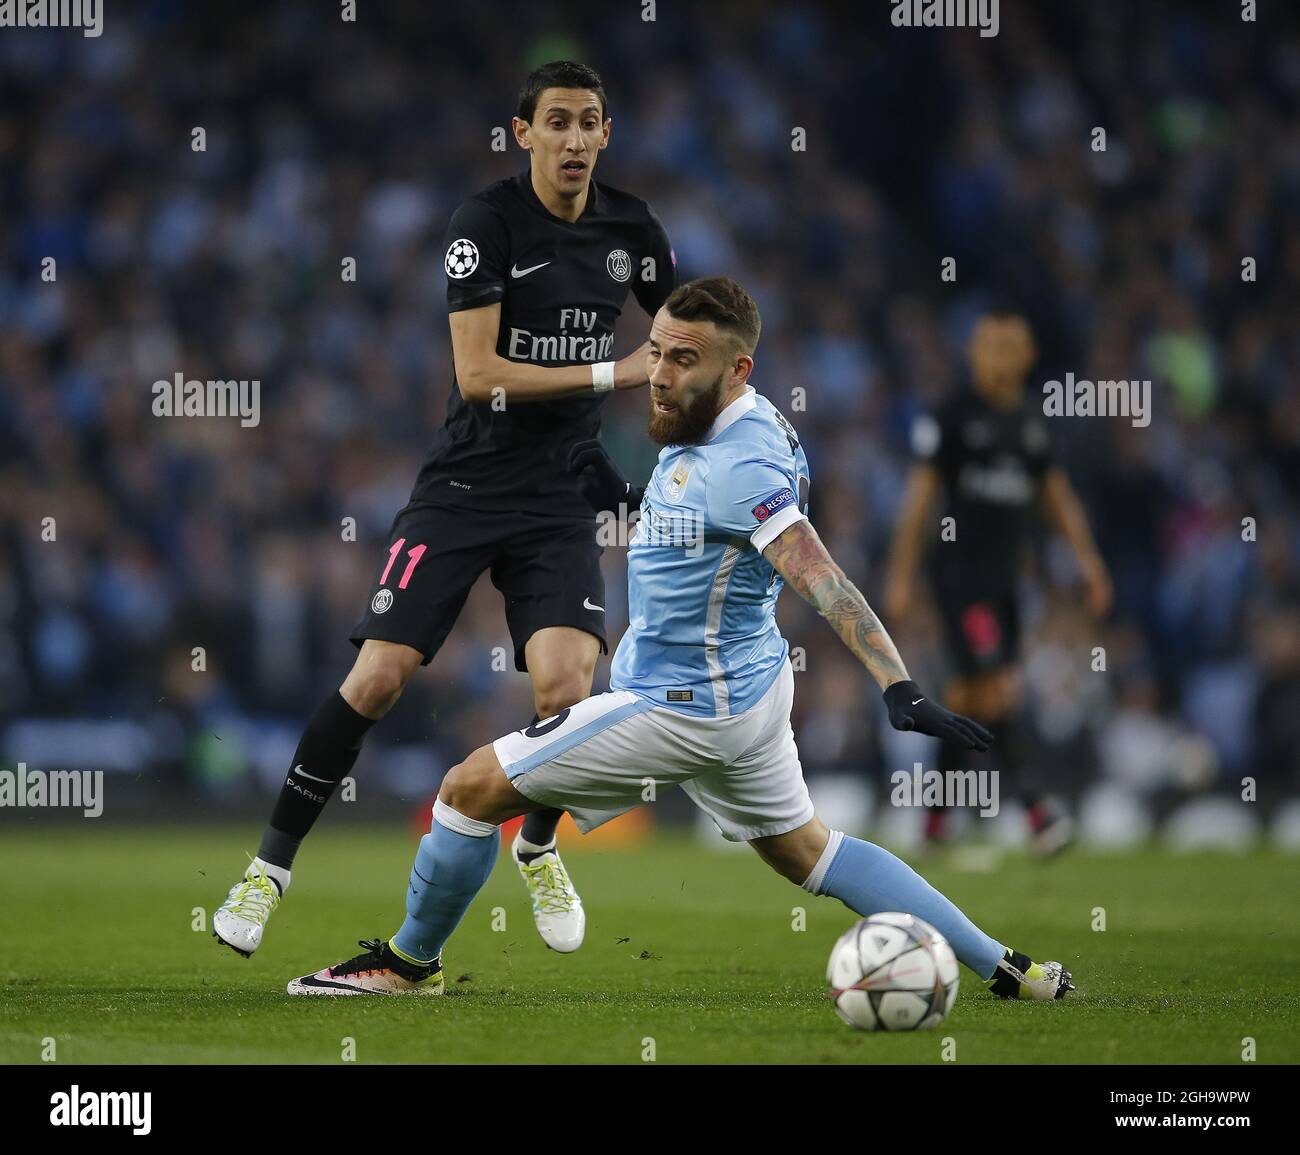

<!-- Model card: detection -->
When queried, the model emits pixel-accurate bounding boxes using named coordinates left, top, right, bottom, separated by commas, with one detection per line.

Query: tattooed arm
left=762, top=518, right=908, bottom=691
left=762, top=517, right=992, bottom=750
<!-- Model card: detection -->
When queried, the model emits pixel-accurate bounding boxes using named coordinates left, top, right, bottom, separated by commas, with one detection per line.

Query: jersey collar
left=705, top=384, right=757, bottom=443
left=517, top=169, right=602, bottom=224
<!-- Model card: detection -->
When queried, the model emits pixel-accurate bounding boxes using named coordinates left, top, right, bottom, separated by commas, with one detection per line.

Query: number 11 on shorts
left=379, top=537, right=427, bottom=590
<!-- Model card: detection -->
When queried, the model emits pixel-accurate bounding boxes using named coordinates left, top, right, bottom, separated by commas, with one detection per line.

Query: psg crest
left=606, top=248, right=631, bottom=282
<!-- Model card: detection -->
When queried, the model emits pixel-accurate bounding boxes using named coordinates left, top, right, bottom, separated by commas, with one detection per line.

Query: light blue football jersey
left=609, top=385, right=810, bottom=717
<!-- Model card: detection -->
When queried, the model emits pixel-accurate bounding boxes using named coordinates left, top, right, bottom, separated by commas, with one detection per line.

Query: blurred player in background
left=212, top=60, right=676, bottom=959
left=884, top=313, right=1112, bottom=856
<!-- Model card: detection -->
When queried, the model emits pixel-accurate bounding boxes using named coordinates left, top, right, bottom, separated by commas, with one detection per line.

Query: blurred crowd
left=1, top=1, right=1298, bottom=823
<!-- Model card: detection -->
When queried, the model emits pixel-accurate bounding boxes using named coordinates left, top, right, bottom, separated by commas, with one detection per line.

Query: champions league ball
left=826, top=912, right=959, bottom=1031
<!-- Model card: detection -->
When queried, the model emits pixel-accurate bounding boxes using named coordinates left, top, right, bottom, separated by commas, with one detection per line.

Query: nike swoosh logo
left=911, top=698, right=925, bottom=706
left=583, top=597, right=604, bottom=613
left=511, top=261, right=550, bottom=278
left=290, top=764, right=334, bottom=784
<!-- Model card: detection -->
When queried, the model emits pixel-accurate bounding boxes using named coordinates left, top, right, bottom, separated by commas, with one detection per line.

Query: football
left=826, top=912, right=960, bottom=1031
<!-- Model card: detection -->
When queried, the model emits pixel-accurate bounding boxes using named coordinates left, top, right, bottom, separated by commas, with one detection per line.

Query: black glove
left=567, top=439, right=644, bottom=515
left=883, top=680, right=993, bottom=751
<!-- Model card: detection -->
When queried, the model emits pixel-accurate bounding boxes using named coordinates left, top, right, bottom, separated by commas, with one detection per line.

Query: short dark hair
left=517, top=61, right=608, bottom=123
left=980, top=308, right=1031, bottom=327
left=663, top=277, right=762, bottom=354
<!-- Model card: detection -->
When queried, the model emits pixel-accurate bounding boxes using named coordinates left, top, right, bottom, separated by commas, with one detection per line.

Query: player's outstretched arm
left=450, top=305, right=650, bottom=403
left=882, top=463, right=941, bottom=622
left=1038, top=466, right=1113, bottom=618
left=763, top=518, right=991, bottom=751
left=764, top=518, right=909, bottom=689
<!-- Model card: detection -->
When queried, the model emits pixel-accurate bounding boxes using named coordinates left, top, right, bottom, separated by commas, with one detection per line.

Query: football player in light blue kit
left=288, top=278, right=1075, bottom=1003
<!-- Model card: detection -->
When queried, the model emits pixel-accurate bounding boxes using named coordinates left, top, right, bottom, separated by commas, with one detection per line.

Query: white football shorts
left=492, top=660, right=812, bottom=842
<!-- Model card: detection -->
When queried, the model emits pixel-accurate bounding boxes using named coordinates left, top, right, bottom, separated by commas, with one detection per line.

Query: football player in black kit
left=213, top=61, right=676, bottom=960
left=884, top=313, right=1112, bottom=857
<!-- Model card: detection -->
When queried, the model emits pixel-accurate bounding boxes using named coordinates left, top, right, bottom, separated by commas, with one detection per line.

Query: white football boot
left=512, top=834, right=585, bottom=953
left=212, top=858, right=287, bottom=958
left=986, top=949, right=1075, bottom=1000
left=1030, top=811, right=1076, bottom=859
left=287, top=938, right=443, bottom=996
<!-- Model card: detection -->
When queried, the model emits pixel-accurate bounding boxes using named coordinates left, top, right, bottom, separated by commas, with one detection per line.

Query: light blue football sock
left=804, top=831, right=1006, bottom=980
left=392, top=800, right=499, bottom=964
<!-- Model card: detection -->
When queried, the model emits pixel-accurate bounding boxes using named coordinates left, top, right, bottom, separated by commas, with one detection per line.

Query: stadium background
left=2, top=0, right=1298, bottom=853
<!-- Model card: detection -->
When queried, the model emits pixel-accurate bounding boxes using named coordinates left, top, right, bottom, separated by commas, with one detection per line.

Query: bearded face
left=648, top=369, right=727, bottom=447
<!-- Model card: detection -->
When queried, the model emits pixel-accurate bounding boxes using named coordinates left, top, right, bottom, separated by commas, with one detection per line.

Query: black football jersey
left=412, top=171, right=676, bottom=517
left=910, top=390, right=1053, bottom=591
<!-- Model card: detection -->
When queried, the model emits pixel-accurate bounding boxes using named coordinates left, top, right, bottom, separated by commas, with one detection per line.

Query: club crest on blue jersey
left=663, top=460, right=693, bottom=502
left=752, top=487, right=795, bottom=522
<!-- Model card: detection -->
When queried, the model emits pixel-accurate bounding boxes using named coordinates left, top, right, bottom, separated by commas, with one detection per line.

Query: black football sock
left=257, top=691, right=376, bottom=869
left=926, top=736, right=968, bottom=839
left=986, top=948, right=1034, bottom=997
left=983, top=717, right=1048, bottom=825
left=518, top=809, right=564, bottom=856
left=517, top=715, right=564, bottom=854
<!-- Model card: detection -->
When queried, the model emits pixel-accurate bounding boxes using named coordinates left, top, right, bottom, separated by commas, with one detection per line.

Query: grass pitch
left=1, top=825, right=1296, bottom=1064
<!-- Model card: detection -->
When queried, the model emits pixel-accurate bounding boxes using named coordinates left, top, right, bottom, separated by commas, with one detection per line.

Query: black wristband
left=882, top=679, right=923, bottom=708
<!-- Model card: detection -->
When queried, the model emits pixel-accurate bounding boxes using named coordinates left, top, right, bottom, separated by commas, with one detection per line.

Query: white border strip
left=703, top=543, right=742, bottom=716
left=751, top=504, right=806, bottom=554
left=801, top=828, right=846, bottom=895
left=433, top=797, right=497, bottom=838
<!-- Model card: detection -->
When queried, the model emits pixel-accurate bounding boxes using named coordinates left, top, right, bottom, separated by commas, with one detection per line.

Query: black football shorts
left=349, top=501, right=607, bottom=672
left=934, top=586, right=1021, bottom=675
